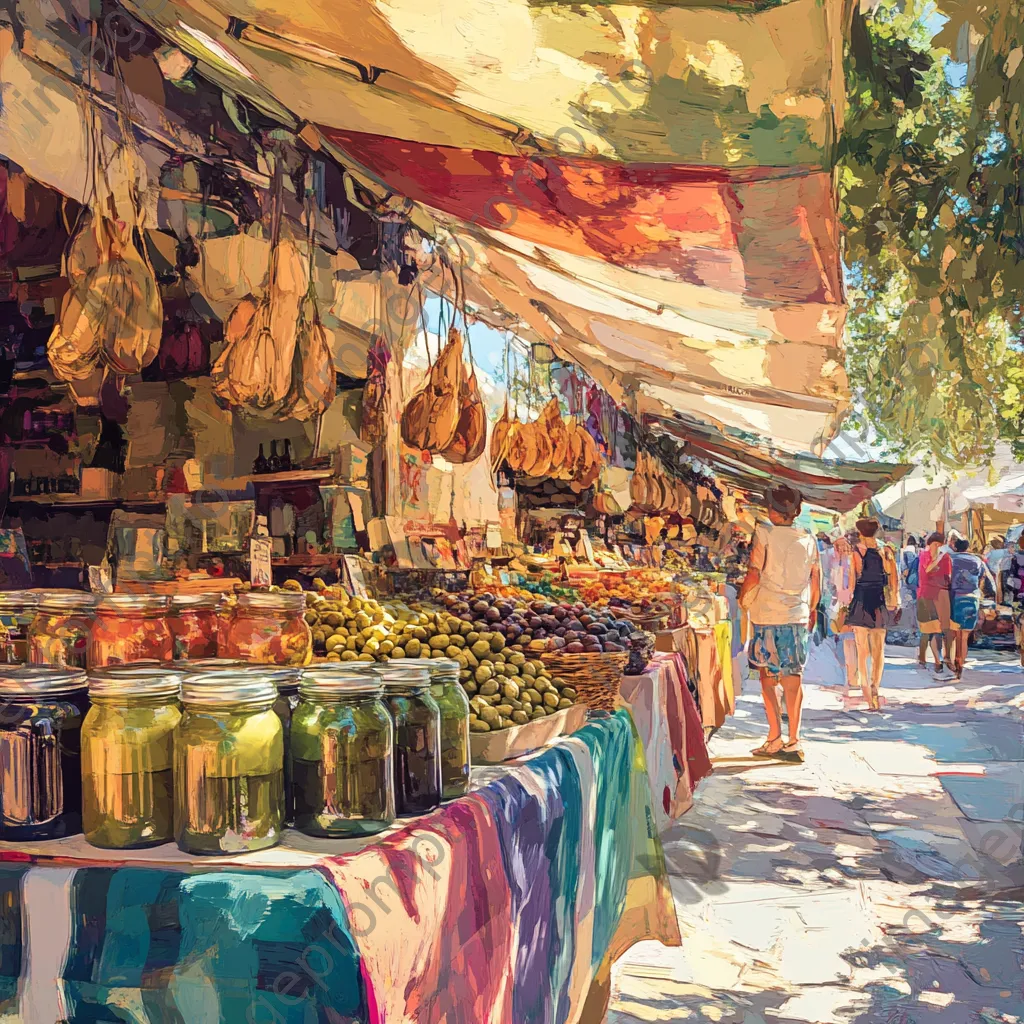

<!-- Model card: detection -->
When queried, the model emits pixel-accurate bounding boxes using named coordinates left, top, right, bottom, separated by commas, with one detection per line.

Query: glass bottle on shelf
left=267, top=441, right=281, bottom=473
left=253, top=444, right=268, bottom=475
left=281, top=439, right=292, bottom=472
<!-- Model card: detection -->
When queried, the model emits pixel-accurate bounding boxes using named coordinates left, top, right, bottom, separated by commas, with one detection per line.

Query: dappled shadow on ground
left=609, top=903, right=1024, bottom=1023
left=610, top=652, right=1024, bottom=1024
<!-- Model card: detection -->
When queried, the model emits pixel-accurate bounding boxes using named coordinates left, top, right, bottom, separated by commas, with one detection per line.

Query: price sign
left=343, top=555, right=370, bottom=598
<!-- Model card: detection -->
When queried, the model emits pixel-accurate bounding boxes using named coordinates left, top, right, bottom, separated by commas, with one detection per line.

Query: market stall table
left=619, top=654, right=713, bottom=829
left=0, top=710, right=679, bottom=1024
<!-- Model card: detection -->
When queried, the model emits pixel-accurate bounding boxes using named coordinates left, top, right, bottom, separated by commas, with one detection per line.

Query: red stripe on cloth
left=673, top=652, right=714, bottom=787
left=320, top=127, right=842, bottom=305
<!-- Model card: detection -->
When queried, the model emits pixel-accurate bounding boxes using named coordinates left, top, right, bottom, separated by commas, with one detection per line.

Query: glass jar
left=0, top=592, right=40, bottom=665
left=220, top=592, right=312, bottom=667
left=175, top=671, right=285, bottom=855
left=89, top=595, right=173, bottom=668
left=168, top=595, right=220, bottom=660
left=174, top=659, right=298, bottom=824
left=292, top=666, right=395, bottom=837
left=81, top=666, right=182, bottom=849
left=427, top=659, right=471, bottom=801
left=381, top=664, right=441, bottom=817
left=0, top=666, right=89, bottom=840
left=28, top=591, right=98, bottom=669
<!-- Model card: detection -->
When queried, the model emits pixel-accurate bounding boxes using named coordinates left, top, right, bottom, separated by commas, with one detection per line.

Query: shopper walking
left=899, top=535, right=920, bottom=631
left=948, top=537, right=996, bottom=679
left=829, top=533, right=859, bottom=692
left=1003, top=535, right=1024, bottom=666
left=917, top=532, right=953, bottom=674
left=847, top=519, right=900, bottom=709
left=739, top=484, right=821, bottom=762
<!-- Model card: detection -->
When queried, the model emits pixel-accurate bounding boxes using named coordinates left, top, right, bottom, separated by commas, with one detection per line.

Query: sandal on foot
left=777, top=741, right=805, bottom=763
left=751, top=737, right=784, bottom=758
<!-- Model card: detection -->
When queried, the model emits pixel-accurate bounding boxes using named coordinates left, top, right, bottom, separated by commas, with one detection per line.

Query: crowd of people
left=736, top=485, right=1020, bottom=763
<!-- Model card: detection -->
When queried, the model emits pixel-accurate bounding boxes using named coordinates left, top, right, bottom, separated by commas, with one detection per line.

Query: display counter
left=0, top=709, right=679, bottom=1024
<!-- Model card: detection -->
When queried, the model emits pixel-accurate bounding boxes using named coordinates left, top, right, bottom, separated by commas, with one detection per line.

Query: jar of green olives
left=380, top=664, right=441, bottom=817
left=292, top=665, right=394, bottom=837
left=175, top=672, right=285, bottom=855
left=82, top=666, right=182, bottom=849
left=426, top=659, right=471, bottom=801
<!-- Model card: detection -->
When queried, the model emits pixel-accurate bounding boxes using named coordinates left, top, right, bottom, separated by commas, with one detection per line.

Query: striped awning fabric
left=122, top=0, right=851, bottom=453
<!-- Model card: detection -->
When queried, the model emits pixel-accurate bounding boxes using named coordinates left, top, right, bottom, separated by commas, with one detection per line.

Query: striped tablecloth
left=619, top=654, right=713, bottom=829
left=0, top=709, right=679, bottom=1024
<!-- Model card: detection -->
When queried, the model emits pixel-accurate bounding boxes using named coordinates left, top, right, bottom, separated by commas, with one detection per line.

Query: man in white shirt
left=738, top=484, right=821, bottom=763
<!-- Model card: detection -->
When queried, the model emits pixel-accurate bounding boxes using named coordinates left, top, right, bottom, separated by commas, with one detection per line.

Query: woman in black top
left=847, top=518, right=891, bottom=709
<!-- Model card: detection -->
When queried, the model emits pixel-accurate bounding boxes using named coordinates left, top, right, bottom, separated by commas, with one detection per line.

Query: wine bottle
left=281, top=439, right=293, bottom=472
left=253, top=444, right=268, bottom=475
left=267, top=440, right=281, bottom=473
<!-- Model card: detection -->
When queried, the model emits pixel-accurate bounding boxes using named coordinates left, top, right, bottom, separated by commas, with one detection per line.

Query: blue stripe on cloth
left=573, top=710, right=653, bottom=969
left=58, top=867, right=369, bottom=1023
left=480, top=742, right=582, bottom=1024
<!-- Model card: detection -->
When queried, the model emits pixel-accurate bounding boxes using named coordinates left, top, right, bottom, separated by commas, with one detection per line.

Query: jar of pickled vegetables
left=0, top=666, right=89, bottom=840
left=381, top=664, right=441, bottom=817
left=292, top=666, right=395, bottom=837
left=89, top=595, right=173, bottom=668
left=220, top=592, right=311, bottom=667
left=427, top=658, right=471, bottom=801
left=0, top=591, right=39, bottom=665
left=168, top=595, right=220, bottom=660
left=29, top=591, right=98, bottom=669
left=175, top=671, right=285, bottom=855
left=82, top=666, right=182, bottom=849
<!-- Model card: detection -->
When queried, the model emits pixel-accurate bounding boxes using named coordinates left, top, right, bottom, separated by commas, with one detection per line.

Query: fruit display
left=300, top=581, right=644, bottom=732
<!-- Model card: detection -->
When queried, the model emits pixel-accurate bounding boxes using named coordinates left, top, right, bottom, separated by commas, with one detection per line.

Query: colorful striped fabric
left=619, top=654, right=713, bottom=828
left=0, top=710, right=678, bottom=1024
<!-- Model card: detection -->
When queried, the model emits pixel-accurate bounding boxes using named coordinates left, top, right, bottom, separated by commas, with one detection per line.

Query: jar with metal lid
left=0, top=592, right=39, bottom=665
left=427, top=659, right=471, bottom=801
left=176, top=660, right=299, bottom=825
left=220, top=592, right=312, bottom=667
left=174, top=672, right=284, bottom=855
left=168, top=595, right=220, bottom=660
left=89, top=595, right=173, bottom=669
left=381, top=664, right=441, bottom=816
left=81, top=666, right=182, bottom=849
left=28, top=591, right=98, bottom=669
left=0, top=666, right=89, bottom=840
left=292, top=665, right=395, bottom=837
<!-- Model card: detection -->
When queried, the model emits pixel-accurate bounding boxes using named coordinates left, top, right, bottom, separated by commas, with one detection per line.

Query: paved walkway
left=610, top=643, right=1024, bottom=1024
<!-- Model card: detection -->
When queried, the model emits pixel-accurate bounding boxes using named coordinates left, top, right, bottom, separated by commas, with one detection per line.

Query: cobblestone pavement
left=609, top=644, right=1024, bottom=1024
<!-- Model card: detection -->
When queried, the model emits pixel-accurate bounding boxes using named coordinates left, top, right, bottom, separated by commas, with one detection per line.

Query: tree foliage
left=840, top=0, right=1024, bottom=466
